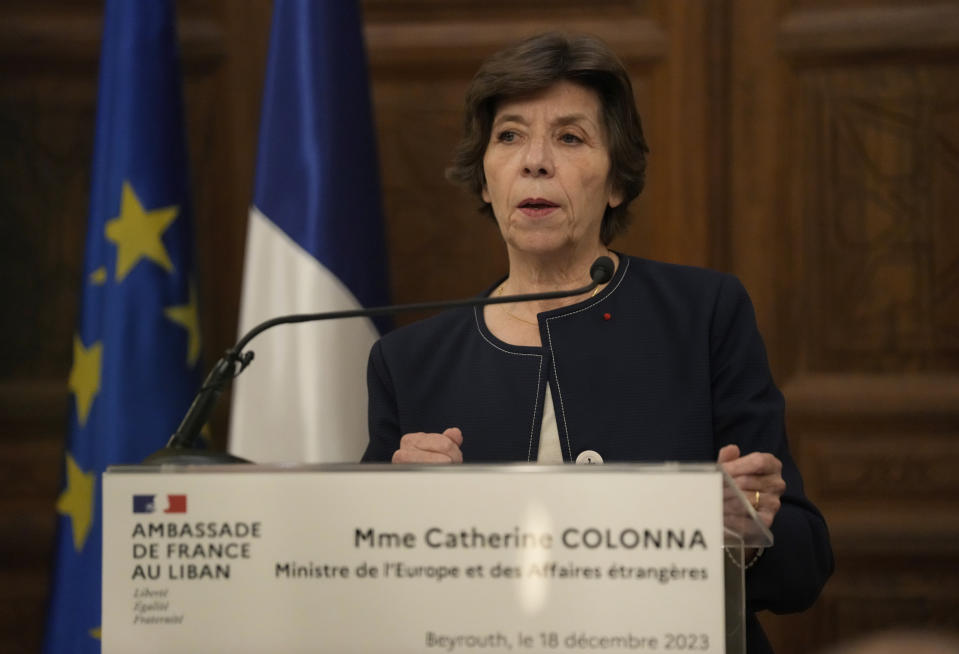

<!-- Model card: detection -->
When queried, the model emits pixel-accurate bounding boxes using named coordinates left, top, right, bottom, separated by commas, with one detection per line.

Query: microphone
left=590, top=256, right=615, bottom=286
left=144, top=256, right=615, bottom=464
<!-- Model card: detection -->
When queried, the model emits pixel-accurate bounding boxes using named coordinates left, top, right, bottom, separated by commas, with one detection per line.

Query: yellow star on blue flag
left=105, top=181, right=179, bottom=281
left=164, top=282, right=201, bottom=366
left=67, top=335, right=102, bottom=427
left=55, top=453, right=95, bottom=552
left=44, top=2, right=202, bottom=651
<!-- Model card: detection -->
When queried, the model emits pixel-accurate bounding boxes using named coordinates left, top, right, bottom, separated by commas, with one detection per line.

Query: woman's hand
left=392, top=428, right=464, bottom=464
left=717, top=444, right=785, bottom=529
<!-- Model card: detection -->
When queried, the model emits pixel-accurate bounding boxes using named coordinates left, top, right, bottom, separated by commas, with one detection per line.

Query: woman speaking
left=362, top=32, right=832, bottom=653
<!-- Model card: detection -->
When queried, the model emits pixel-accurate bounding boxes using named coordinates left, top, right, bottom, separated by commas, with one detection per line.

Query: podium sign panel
left=103, top=464, right=730, bottom=653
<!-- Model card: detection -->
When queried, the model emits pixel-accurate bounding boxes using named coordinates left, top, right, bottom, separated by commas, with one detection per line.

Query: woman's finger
left=393, top=430, right=464, bottom=464
left=726, top=473, right=787, bottom=496
left=721, top=451, right=782, bottom=477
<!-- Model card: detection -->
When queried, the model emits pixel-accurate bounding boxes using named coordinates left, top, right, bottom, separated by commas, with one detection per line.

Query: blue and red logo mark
left=132, top=494, right=187, bottom=514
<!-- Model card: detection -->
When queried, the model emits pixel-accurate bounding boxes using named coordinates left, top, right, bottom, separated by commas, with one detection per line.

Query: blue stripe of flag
left=253, top=0, right=390, bottom=323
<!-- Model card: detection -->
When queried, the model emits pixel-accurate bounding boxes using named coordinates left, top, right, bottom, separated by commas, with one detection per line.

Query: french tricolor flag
left=228, top=0, right=390, bottom=463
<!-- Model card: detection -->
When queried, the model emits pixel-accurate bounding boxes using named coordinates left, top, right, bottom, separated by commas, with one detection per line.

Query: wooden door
left=725, top=1, right=959, bottom=650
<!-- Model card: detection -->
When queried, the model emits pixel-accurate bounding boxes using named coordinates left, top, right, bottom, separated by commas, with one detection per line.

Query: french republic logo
left=132, top=494, right=187, bottom=514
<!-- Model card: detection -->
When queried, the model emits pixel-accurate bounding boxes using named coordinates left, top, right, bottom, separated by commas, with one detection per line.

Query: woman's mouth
left=518, top=198, right=559, bottom=217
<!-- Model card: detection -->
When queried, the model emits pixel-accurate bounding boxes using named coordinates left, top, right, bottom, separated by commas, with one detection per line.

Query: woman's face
left=482, top=81, right=622, bottom=257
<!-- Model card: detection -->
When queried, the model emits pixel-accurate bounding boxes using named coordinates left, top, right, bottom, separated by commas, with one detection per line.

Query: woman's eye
left=560, top=133, right=583, bottom=144
left=496, top=130, right=517, bottom=143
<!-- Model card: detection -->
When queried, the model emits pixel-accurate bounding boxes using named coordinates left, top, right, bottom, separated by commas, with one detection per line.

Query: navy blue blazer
left=363, top=255, right=833, bottom=653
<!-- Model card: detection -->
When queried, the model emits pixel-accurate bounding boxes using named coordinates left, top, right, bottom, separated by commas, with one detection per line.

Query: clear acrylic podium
left=103, top=462, right=771, bottom=654
left=720, top=467, right=775, bottom=654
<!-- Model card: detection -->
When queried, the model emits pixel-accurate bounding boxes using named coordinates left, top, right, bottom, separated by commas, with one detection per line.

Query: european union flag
left=44, top=1, right=201, bottom=651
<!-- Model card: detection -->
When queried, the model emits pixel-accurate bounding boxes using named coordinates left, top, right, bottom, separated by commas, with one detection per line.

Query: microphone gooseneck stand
left=143, top=257, right=615, bottom=464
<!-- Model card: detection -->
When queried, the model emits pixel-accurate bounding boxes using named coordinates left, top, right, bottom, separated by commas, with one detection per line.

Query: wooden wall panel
left=801, top=67, right=959, bottom=373
left=729, top=1, right=959, bottom=651
left=0, top=5, right=102, bottom=650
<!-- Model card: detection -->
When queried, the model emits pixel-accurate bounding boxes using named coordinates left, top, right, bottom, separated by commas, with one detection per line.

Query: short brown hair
left=446, top=32, right=649, bottom=245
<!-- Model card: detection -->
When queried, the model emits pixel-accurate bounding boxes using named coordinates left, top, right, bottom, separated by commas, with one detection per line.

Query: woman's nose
left=522, top=138, right=554, bottom=177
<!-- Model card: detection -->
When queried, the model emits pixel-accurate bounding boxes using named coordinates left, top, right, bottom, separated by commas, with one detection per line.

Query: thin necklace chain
left=497, top=272, right=604, bottom=327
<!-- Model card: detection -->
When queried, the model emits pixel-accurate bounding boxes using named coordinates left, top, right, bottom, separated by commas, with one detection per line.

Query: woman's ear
left=608, top=185, right=623, bottom=209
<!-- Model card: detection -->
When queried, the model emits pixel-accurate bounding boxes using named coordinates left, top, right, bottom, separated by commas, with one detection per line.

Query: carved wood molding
left=364, top=0, right=637, bottom=9
left=821, top=592, right=959, bottom=639
left=819, top=540, right=959, bottom=637
left=778, top=4, right=959, bottom=58
left=797, top=66, right=959, bottom=372
left=365, top=17, right=667, bottom=70
left=0, top=9, right=225, bottom=66
left=0, top=380, right=66, bottom=427
left=802, top=434, right=959, bottom=500
left=784, top=373, right=959, bottom=417
left=821, top=506, right=959, bottom=554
